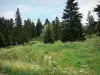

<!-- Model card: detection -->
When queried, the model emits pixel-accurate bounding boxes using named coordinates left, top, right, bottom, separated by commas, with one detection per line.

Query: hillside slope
left=0, top=36, right=100, bottom=75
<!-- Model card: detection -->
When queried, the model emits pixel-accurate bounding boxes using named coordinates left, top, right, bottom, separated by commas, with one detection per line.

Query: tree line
left=0, top=0, right=100, bottom=47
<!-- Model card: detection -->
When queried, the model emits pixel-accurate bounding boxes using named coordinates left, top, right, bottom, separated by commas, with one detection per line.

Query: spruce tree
left=24, top=18, right=37, bottom=40
left=7, top=19, right=14, bottom=45
left=94, top=2, right=100, bottom=33
left=52, top=17, right=61, bottom=41
left=31, top=22, right=37, bottom=37
left=0, top=32, right=5, bottom=47
left=87, top=11, right=96, bottom=35
left=0, top=17, right=9, bottom=47
left=42, top=24, right=54, bottom=44
left=24, top=18, right=32, bottom=38
left=44, top=19, right=50, bottom=25
left=15, top=8, right=22, bottom=28
left=61, top=0, right=85, bottom=42
left=36, top=19, right=43, bottom=36
left=43, top=18, right=50, bottom=28
left=15, top=8, right=23, bottom=44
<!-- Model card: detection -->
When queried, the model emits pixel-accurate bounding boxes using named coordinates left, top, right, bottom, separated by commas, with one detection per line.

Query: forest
left=0, top=0, right=100, bottom=75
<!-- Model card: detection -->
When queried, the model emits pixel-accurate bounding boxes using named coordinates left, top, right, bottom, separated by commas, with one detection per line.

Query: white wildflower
left=85, top=65, right=88, bottom=67
left=36, top=65, right=39, bottom=67
left=64, top=68, right=67, bottom=70
left=81, top=65, right=84, bottom=67
left=54, top=68, right=56, bottom=70
left=49, top=56, right=52, bottom=59
left=67, top=72, right=71, bottom=74
left=44, top=56, right=48, bottom=59
left=74, top=71, right=77, bottom=73
left=49, top=61, right=53, bottom=63
left=79, top=69, right=84, bottom=72
left=62, top=71, right=67, bottom=73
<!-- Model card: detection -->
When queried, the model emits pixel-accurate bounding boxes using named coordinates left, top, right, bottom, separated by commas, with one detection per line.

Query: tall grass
left=0, top=36, right=100, bottom=75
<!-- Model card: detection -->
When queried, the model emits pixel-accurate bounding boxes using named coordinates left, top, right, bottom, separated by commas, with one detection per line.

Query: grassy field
left=0, top=36, right=100, bottom=75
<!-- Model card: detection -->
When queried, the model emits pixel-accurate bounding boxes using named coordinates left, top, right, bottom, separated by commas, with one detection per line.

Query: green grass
left=0, top=36, right=100, bottom=75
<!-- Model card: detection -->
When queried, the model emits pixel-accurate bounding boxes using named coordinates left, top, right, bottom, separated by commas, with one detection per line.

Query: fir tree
left=15, top=8, right=24, bottom=44
left=24, top=18, right=33, bottom=38
left=0, top=32, right=5, bottom=47
left=52, top=17, right=61, bottom=41
left=31, top=22, right=37, bottom=37
left=24, top=18, right=36, bottom=39
left=87, top=11, right=96, bottom=35
left=61, top=0, right=85, bottom=42
left=15, top=8, right=22, bottom=28
left=94, top=2, right=100, bottom=33
left=44, top=19, right=50, bottom=25
left=36, top=19, right=43, bottom=36
left=42, top=24, right=54, bottom=44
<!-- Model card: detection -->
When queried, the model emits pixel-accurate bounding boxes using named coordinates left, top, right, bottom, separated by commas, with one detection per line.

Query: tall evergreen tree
left=36, top=19, right=43, bottom=36
left=61, top=0, right=85, bottom=42
left=44, top=19, right=50, bottom=25
left=0, top=17, right=6, bottom=47
left=15, top=8, right=22, bottom=28
left=14, top=8, right=24, bottom=44
left=94, top=2, right=100, bottom=33
left=43, top=18, right=50, bottom=29
left=0, top=32, right=5, bottom=47
left=31, top=22, right=37, bottom=37
left=52, top=17, right=61, bottom=41
left=24, top=18, right=32, bottom=38
left=0, top=17, right=14, bottom=46
left=87, top=11, right=96, bottom=35
left=42, top=24, right=54, bottom=44
left=8, top=19, right=14, bottom=45
left=24, top=18, right=37, bottom=39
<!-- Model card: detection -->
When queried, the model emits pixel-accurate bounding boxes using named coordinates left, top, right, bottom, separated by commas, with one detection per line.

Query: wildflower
left=64, top=68, right=67, bottom=70
left=85, top=65, right=88, bottom=67
left=49, top=56, right=52, bottom=59
left=44, top=56, right=48, bottom=59
left=67, top=72, right=71, bottom=74
left=79, top=69, right=84, bottom=72
left=74, top=71, right=77, bottom=73
left=81, top=65, right=84, bottom=67
left=53, top=68, right=56, bottom=70
left=36, top=65, right=39, bottom=67
left=62, top=71, right=67, bottom=73
left=49, top=61, right=55, bottom=63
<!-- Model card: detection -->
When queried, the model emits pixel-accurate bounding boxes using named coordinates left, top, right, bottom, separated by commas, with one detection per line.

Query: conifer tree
left=0, top=32, right=5, bottom=47
left=31, top=22, right=37, bottom=37
left=61, top=0, right=85, bottom=42
left=24, top=18, right=37, bottom=39
left=87, top=11, right=96, bottom=35
left=36, top=19, right=43, bottom=36
left=15, top=8, right=24, bottom=44
left=44, top=19, right=50, bottom=25
left=94, top=2, right=100, bottom=33
left=24, top=18, right=33, bottom=38
left=42, top=24, right=54, bottom=44
left=15, top=8, right=22, bottom=28
left=52, top=17, right=61, bottom=41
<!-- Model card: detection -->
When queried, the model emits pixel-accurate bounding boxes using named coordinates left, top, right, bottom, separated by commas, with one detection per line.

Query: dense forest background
left=0, top=0, right=100, bottom=47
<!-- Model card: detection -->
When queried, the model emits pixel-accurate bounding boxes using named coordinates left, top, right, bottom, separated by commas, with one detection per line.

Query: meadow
left=0, top=36, right=100, bottom=75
